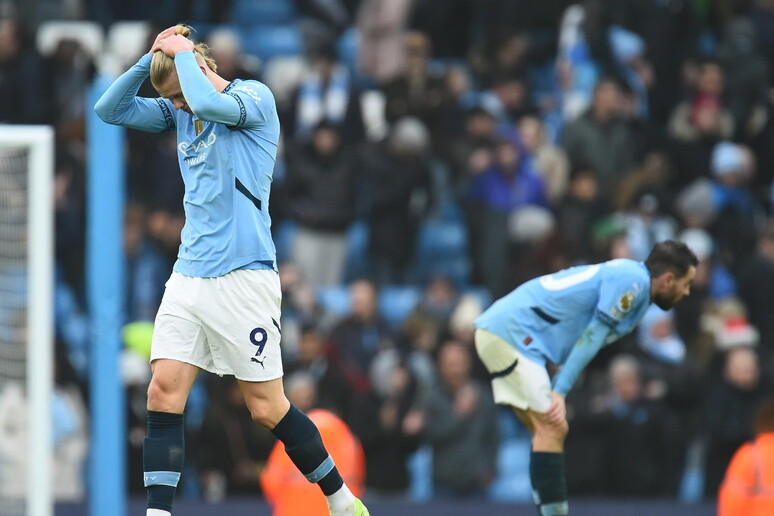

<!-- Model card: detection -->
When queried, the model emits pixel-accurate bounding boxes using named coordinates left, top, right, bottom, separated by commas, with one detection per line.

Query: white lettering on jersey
left=178, top=133, right=217, bottom=154
left=233, top=85, right=261, bottom=103
left=539, top=264, right=601, bottom=291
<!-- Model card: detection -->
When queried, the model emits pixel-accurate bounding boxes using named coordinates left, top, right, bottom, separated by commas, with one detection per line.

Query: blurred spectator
left=362, top=118, right=434, bottom=284
left=0, top=17, right=49, bottom=124
left=349, top=359, right=424, bottom=499
left=738, top=222, right=774, bottom=371
left=124, top=204, right=167, bottom=323
left=518, top=114, right=569, bottom=206
left=718, top=398, right=774, bottom=516
left=260, top=372, right=366, bottom=516
left=477, top=73, right=531, bottom=127
left=561, top=77, right=636, bottom=200
left=622, top=191, right=678, bottom=262
left=667, top=60, right=735, bottom=188
left=708, top=141, right=760, bottom=276
left=555, top=165, right=610, bottom=263
left=285, top=121, right=358, bottom=288
left=447, top=106, right=498, bottom=199
left=205, top=28, right=259, bottom=82
left=423, top=340, right=499, bottom=499
left=285, top=323, right=352, bottom=418
left=599, top=354, right=670, bottom=496
left=409, top=0, right=473, bottom=60
left=401, top=274, right=459, bottom=358
left=383, top=32, right=451, bottom=152
left=716, top=17, right=770, bottom=142
left=465, top=136, right=547, bottom=296
left=703, top=345, right=773, bottom=497
left=196, top=377, right=277, bottom=499
left=283, top=40, right=364, bottom=143
left=297, top=0, right=354, bottom=51
left=328, top=279, right=395, bottom=397
left=42, top=37, right=96, bottom=143
left=356, top=0, right=414, bottom=85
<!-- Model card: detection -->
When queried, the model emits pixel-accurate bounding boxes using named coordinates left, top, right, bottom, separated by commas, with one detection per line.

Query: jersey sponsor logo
left=178, top=132, right=217, bottom=154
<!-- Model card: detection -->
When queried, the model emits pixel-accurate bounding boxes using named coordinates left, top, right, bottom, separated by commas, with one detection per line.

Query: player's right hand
left=544, top=391, right=566, bottom=426
left=150, top=26, right=178, bottom=54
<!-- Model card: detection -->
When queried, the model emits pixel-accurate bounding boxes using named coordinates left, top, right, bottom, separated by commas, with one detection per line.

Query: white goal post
left=0, top=125, right=54, bottom=516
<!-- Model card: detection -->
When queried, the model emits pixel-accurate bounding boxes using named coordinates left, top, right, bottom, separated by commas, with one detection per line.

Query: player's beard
left=653, top=291, right=680, bottom=310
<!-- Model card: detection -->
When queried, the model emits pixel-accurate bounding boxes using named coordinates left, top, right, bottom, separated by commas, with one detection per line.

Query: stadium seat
left=240, top=25, right=304, bottom=62
left=413, top=216, right=471, bottom=285
left=231, top=0, right=296, bottom=26
left=316, top=285, right=351, bottom=319
left=344, top=220, right=369, bottom=282
left=36, top=20, right=103, bottom=58
left=378, top=286, right=422, bottom=328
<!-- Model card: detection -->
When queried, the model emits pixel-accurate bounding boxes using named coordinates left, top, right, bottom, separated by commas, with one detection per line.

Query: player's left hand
left=544, top=391, right=566, bottom=426
left=157, top=34, right=195, bottom=58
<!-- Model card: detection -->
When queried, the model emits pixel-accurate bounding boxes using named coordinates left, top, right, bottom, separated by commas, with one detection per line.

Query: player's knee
left=146, top=377, right=184, bottom=412
left=535, top=418, right=569, bottom=442
left=245, top=396, right=275, bottom=428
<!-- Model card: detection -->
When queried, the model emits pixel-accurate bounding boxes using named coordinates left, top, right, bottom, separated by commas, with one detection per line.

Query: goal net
left=0, top=126, right=54, bottom=516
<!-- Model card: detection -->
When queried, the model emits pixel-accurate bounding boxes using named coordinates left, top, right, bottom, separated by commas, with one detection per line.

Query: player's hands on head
left=150, top=26, right=178, bottom=54
left=543, top=391, right=566, bottom=426
left=157, top=34, right=195, bottom=58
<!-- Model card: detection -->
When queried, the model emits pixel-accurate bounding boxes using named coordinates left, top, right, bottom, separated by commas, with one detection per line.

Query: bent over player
left=94, top=26, right=370, bottom=516
left=474, top=240, right=697, bottom=515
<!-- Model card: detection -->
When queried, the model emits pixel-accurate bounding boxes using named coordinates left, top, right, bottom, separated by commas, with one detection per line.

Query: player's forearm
left=552, top=317, right=611, bottom=396
left=94, top=54, right=152, bottom=124
left=174, top=51, right=242, bottom=125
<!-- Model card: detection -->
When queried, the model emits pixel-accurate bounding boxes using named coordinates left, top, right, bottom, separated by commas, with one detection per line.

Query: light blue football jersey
left=474, top=259, right=652, bottom=366
left=95, top=52, right=279, bottom=278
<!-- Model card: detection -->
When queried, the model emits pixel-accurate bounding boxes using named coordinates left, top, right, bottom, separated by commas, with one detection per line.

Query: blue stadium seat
left=413, top=216, right=471, bottom=286
left=379, top=286, right=422, bottom=328
left=241, top=25, right=303, bottom=61
left=344, top=220, right=369, bottom=282
left=316, top=285, right=351, bottom=319
left=272, top=219, right=297, bottom=264
left=231, top=0, right=296, bottom=26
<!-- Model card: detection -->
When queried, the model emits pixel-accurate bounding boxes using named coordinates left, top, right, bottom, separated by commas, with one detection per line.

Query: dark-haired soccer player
left=95, top=25, right=369, bottom=516
left=474, top=240, right=697, bottom=515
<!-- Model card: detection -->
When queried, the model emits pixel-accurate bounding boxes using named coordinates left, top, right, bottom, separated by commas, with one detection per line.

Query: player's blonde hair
left=150, top=25, right=217, bottom=94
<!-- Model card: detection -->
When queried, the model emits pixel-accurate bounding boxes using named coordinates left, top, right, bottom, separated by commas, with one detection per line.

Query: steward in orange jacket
left=261, top=409, right=365, bottom=516
left=719, top=399, right=774, bottom=516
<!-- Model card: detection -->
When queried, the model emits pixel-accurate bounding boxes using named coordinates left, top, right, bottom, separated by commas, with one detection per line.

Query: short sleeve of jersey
left=595, top=269, right=648, bottom=328
left=224, top=81, right=275, bottom=129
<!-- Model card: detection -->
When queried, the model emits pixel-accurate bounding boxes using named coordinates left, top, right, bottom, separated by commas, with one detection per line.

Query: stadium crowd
left=3, top=0, right=774, bottom=506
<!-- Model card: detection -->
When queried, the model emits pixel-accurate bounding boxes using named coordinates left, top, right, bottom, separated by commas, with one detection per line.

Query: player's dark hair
left=644, top=240, right=698, bottom=279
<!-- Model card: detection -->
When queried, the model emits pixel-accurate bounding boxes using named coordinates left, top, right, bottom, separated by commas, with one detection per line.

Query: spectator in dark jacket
left=286, top=121, right=358, bottom=287
left=363, top=117, right=434, bottom=285
left=423, top=340, right=499, bottom=499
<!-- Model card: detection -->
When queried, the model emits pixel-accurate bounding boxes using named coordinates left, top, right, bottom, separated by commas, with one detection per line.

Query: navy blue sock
left=143, top=411, right=185, bottom=512
left=271, top=404, right=344, bottom=496
left=530, top=451, right=568, bottom=516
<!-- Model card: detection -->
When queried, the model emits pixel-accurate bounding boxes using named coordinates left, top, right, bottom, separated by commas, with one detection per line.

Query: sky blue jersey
left=95, top=51, right=279, bottom=278
left=475, top=259, right=651, bottom=368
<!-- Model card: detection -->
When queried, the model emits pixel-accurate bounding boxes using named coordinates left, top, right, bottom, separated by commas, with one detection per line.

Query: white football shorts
left=151, top=269, right=283, bottom=382
left=474, top=328, right=552, bottom=413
